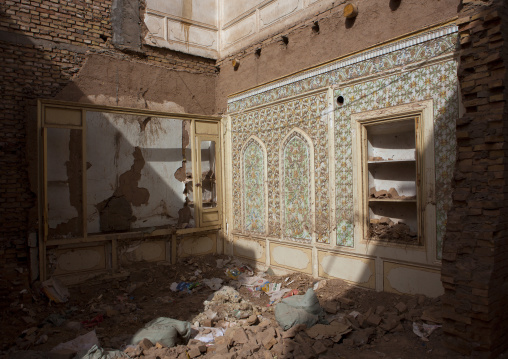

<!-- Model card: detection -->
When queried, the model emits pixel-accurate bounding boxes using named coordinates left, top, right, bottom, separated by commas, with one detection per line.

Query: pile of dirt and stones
left=1, top=254, right=467, bottom=359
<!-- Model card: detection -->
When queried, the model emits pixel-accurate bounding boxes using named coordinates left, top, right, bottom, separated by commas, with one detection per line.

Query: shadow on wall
left=45, top=111, right=195, bottom=241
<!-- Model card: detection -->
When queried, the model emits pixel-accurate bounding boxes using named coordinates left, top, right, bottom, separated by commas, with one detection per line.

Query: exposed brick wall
left=442, top=0, right=508, bottom=357
left=0, top=0, right=217, bottom=286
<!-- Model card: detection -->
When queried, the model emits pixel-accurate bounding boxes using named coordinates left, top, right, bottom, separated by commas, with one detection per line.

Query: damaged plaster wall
left=86, top=112, right=187, bottom=233
left=54, top=54, right=217, bottom=116
left=215, top=0, right=460, bottom=113
left=46, top=128, right=83, bottom=238
left=226, top=23, right=459, bottom=296
left=144, top=0, right=219, bottom=59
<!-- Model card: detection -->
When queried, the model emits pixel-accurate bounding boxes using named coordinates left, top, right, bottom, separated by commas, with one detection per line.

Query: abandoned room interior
left=1, top=0, right=508, bottom=357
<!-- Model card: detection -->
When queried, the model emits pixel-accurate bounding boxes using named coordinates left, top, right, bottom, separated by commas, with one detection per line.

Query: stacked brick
left=441, top=0, right=508, bottom=357
left=0, top=0, right=216, bottom=285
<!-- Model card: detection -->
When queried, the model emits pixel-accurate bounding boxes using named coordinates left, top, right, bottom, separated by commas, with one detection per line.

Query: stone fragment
left=387, top=187, right=399, bottom=198
left=375, top=306, right=385, bottom=316
left=232, top=327, right=249, bottom=345
left=272, top=342, right=284, bottom=357
left=262, top=335, right=277, bottom=350
left=379, top=217, right=394, bottom=226
left=188, top=346, right=202, bottom=358
left=406, top=308, right=422, bottom=321
left=300, top=342, right=316, bottom=358
left=258, top=319, right=272, bottom=328
left=338, top=297, right=354, bottom=307
left=237, top=347, right=252, bottom=359
left=421, top=307, right=443, bottom=324
left=366, top=313, right=382, bottom=327
left=282, top=324, right=306, bottom=338
left=392, top=323, right=404, bottom=332
left=246, top=315, right=259, bottom=325
left=202, top=319, right=212, bottom=327
left=312, top=340, right=328, bottom=355
left=139, top=338, right=154, bottom=351
left=395, top=302, right=408, bottom=313
left=214, top=342, right=229, bottom=355
left=124, top=346, right=143, bottom=357
left=323, top=301, right=337, bottom=314
left=349, top=327, right=375, bottom=346
left=281, top=340, right=294, bottom=355
left=343, top=338, right=354, bottom=346
left=379, top=315, right=400, bottom=332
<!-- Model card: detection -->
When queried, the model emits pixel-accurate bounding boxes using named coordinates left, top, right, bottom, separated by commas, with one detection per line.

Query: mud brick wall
left=0, top=0, right=217, bottom=287
left=441, top=0, right=508, bottom=357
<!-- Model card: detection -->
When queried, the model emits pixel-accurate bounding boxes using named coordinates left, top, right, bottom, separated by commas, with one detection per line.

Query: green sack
left=275, top=289, right=325, bottom=330
left=130, top=317, right=192, bottom=348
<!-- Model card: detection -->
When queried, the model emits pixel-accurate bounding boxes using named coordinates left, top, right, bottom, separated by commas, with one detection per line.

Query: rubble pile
left=1, top=254, right=457, bottom=359
left=369, top=217, right=418, bottom=244
left=114, top=285, right=445, bottom=359
left=369, top=187, right=416, bottom=200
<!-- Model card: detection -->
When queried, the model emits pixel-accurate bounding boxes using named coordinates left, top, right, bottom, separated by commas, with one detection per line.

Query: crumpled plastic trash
left=192, top=326, right=225, bottom=343
left=203, top=278, right=223, bottom=290
left=41, top=277, right=69, bottom=303
left=239, top=275, right=267, bottom=288
left=412, top=322, right=441, bottom=341
left=76, top=344, right=129, bottom=359
left=226, top=268, right=240, bottom=280
left=170, top=282, right=201, bottom=292
left=51, top=330, right=99, bottom=354
left=43, top=313, right=66, bottom=327
left=267, top=288, right=291, bottom=305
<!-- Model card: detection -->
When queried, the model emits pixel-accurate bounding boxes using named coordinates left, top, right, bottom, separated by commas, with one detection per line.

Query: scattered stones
left=338, top=297, right=354, bottom=308
left=138, top=338, right=154, bottom=351
left=323, top=301, right=337, bottom=314
left=3, top=254, right=451, bottom=358
left=395, top=302, right=408, bottom=314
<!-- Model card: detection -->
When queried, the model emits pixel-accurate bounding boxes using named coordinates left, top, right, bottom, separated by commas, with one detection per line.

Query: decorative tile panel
left=228, top=25, right=458, bottom=258
left=231, top=91, right=329, bottom=243
left=228, top=26, right=458, bottom=112
left=283, top=132, right=312, bottom=241
left=334, top=60, right=458, bottom=254
left=242, top=138, right=266, bottom=233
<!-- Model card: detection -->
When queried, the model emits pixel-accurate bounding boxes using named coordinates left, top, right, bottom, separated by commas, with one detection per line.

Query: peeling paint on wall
left=86, top=112, right=188, bottom=234
left=47, top=128, right=83, bottom=238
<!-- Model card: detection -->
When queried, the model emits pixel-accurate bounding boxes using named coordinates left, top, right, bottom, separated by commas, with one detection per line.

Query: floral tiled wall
left=283, top=131, right=312, bottom=241
left=228, top=25, right=458, bottom=258
left=242, top=138, right=266, bottom=233
left=334, top=61, right=458, bottom=255
left=231, top=91, right=329, bottom=243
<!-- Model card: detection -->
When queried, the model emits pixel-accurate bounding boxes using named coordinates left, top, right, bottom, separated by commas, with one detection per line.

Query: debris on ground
left=0, top=254, right=463, bottom=359
left=51, top=330, right=99, bottom=356
left=413, top=322, right=442, bottom=341
left=275, top=288, right=325, bottom=330
left=41, top=277, right=70, bottom=303
left=130, top=317, right=192, bottom=348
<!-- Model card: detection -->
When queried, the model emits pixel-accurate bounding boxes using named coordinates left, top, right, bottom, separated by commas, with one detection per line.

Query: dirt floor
left=0, top=254, right=468, bottom=359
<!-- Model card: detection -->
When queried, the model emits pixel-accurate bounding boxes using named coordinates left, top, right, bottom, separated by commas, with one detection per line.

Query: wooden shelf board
left=368, top=159, right=415, bottom=164
left=369, top=198, right=417, bottom=203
